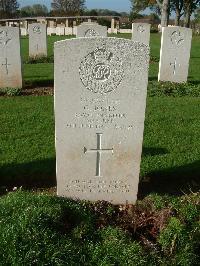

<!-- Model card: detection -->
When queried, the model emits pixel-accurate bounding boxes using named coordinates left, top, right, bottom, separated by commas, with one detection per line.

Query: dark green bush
left=0, top=87, right=22, bottom=96
left=148, top=81, right=200, bottom=97
left=26, top=55, right=54, bottom=64
left=0, top=191, right=199, bottom=265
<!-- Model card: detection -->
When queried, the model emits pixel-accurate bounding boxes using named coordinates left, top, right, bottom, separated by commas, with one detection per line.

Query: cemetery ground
left=0, top=33, right=199, bottom=265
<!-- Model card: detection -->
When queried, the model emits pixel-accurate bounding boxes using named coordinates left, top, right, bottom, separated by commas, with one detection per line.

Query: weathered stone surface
left=29, top=23, right=47, bottom=57
left=108, top=28, right=118, bottom=34
left=54, top=37, right=149, bottom=204
left=20, top=28, right=28, bottom=36
left=56, top=27, right=65, bottom=36
left=158, top=26, right=192, bottom=83
left=0, top=27, right=22, bottom=88
left=76, top=22, right=107, bottom=37
left=65, top=27, right=73, bottom=35
left=132, top=23, right=151, bottom=45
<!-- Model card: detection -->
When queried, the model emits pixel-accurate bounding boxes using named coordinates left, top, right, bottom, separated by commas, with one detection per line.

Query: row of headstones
left=0, top=23, right=193, bottom=204
left=20, top=25, right=120, bottom=36
left=0, top=22, right=192, bottom=89
left=54, top=25, right=192, bottom=204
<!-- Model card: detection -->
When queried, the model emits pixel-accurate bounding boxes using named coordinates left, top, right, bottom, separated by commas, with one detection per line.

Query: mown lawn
left=0, top=33, right=199, bottom=265
left=0, top=190, right=199, bottom=265
left=0, top=96, right=199, bottom=196
left=21, top=34, right=200, bottom=85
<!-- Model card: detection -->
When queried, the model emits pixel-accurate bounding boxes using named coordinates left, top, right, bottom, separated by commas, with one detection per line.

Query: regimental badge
left=84, top=29, right=100, bottom=37
left=33, top=26, right=41, bottom=34
left=170, top=30, right=184, bottom=46
left=0, top=30, right=12, bottom=46
left=79, top=47, right=124, bottom=94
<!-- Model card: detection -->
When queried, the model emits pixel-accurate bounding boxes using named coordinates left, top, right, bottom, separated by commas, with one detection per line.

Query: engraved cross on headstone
left=1, top=58, right=11, bottom=75
left=170, top=58, right=180, bottom=75
left=84, top=133, right=114, bottom=177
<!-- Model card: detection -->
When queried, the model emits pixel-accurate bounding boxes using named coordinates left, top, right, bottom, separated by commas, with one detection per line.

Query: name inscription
left=66, top=96, right=135, bottom=131
left=65, top=179, right=131, bottom=194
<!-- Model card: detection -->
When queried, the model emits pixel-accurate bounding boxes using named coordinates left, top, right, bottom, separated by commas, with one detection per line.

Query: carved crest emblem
left=0, top=30, right=11, bottom=46
left=84, top=29, right=99, bottom=37
left=170, top=31, right=184, bottom=46
left=79, top=47, right=124, bottom=94
left=33, top=25, right=41, bottom=34
left=137, top=25, right=145, bottom=33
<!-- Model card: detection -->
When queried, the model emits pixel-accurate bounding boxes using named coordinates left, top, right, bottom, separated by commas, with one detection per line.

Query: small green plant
left=26, top=55, right=53, bottom=64
left=148, top=81, right=200, bottom=97
left=0, top=87, right=22, bottom=96
left=150, top=55, right=159, bottom=63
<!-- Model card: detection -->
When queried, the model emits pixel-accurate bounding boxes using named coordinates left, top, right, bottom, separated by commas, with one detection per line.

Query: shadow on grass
left=142, top=147, right=168, bottom=156
left=148, top=76, right=158, bottom=81
left=1, top=153, right=199, bottom=199
left=188, top=80, right=200, bottom=85
left=24, top=79, right=54, bottom=88
left=138, top=160, right=200, bottom=199
left=0, top=158, right=56, bottom=189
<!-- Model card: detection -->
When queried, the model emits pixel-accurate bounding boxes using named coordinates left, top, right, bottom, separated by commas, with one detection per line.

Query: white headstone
left=132, top=23, right=151, bottom=45
left=0, top=27, right=22, bottom=88
left=54, top=37, right=149, bottom=204
left=119, top=29, right=132, bottom=34
left=56, top=27, right=65, bottom=36
left=111, top=18, right=115, bottom=33
left=29, top=23, right=47, bottom=58
left=65, top=27, right=73, bottom=35
left=77, top=22, right=107, bottom=37
left=108, top=28, right=118, bottom=34
left=73, top=26, right=77, bottom=35
left=20, top=28, right=28, bottom=36
left=158, top=26, right=192, bottom=83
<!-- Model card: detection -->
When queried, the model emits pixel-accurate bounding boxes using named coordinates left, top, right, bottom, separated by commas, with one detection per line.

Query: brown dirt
left=21, top=87, right=54, bottom=96
left=88, top=200, right=173, bottom=251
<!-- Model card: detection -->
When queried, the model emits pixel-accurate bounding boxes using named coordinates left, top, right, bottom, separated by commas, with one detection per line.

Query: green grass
left=0, top=33, right=199, bottom=264
left=0, top=191, right=199, bottom=265
left=0, top=96, right=199, bottom=196
left=21, top=34, right=200, bottom=85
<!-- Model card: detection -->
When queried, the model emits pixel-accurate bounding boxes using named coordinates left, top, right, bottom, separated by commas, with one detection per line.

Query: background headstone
left=73, top=26, right=77, bottom=36
left=65, top=27, right=73, bottom=35
left=20, top=28, right=28, bottom=36
left=29, top=23, right=47, bottom=57
left=76, top=22, right=107, bottom=37
left=132, top=23, right=151, bottom=45
left=158, top=26, right=192, bottom=83
left=54, top=37, right=149, bottom=204
left=56, top=27, right=65, bottom=36
left=0, top=27, right=22, bottom=88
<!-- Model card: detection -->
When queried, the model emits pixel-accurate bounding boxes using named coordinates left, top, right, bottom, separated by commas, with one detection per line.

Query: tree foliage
left=0, top=0, right=19, bottom=18
left=130, top=0, right=200, bottom=27
left=20, top=4, right=48, bottom=17
left=130, top=0, right=170, bottom=26
left=83, top=9, right=122, bottom=17
left=194, top=8, right=200, bottom=22
left=51, top=0, right=85, bottom=16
